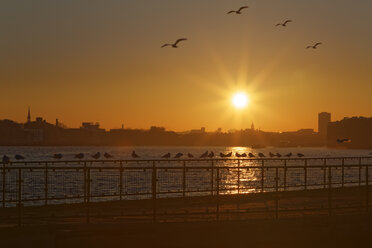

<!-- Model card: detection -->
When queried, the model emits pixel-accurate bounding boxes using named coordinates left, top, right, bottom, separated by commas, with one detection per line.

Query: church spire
left=251, top=122, right=255, bottom=131
left=27, top=106, right=31, bottom=123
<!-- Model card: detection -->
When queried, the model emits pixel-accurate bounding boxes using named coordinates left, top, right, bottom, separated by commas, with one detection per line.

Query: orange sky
left=1, top=0, right=371, bottom=132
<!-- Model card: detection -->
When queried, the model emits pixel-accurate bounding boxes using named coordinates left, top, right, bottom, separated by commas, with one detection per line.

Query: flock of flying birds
left=161, top=5, right=322, bottom=50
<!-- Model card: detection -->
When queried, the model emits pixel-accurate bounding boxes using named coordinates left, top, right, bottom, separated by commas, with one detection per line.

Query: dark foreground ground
left=1, top=214, right=371, bottom=248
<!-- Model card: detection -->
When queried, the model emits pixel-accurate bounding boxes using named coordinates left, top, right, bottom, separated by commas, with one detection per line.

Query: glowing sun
left=232, top=92, right=249, bottom=109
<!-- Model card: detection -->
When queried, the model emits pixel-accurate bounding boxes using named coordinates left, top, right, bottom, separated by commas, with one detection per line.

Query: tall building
left=318, top=112, right=331, bottom=136
left=27, top=106, right=31, bottom=123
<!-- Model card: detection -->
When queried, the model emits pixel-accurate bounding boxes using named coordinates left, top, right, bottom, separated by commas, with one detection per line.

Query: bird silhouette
left=75, top=153, right=84, bottom=159
left=207, top=151, right=215, bottom=158
left=276, top=20, right=292, bottom=27
left=14, top=154, right=25, bottom=160
left=258, top=153, right=265, bottom=158
left=228, top=6, right=249, bottom=14
left=53, top=153, right=63, bottom=159
left=276, top=153, right=282, bottom=158
left=200, top=151, right=209, bottom=158
left=285, top=152, right=292, bottom=158
left=104, top=152, right=113, bottom=159
left=248, top=153, right=255, bottom=158
left=220, top=152, right=227, bottom=158
left=307, top=42, right=322, bottom=49
left=2, top=155, right=10, bottom=164
left=269, top=152, right=276, bottom=158
left=337, top=138, right=351, bottom=144
left=297, top=153, right=305, bottom=157
left=187, top=153, right=194, bottom=158
left=240, top=153, right=247, bottom=157
left=132, top=151, right=140, bottom=158
left=162, top=38, right=187, bottom=48
left=235, top=152, right=242, bottom=158
left=92, top=152, right=101, bottom=159
left=174, top=153, right=183, bottom=159
left=162, top=153, right=171, bottom=159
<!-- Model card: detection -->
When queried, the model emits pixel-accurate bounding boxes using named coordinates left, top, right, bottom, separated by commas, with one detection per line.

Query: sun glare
left=232, top=93, right=249, bottom=109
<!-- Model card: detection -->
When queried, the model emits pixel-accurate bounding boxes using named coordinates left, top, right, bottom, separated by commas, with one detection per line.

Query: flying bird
left=162, top=153, right=171, bottom=159
left=2, top=155, right=10, bottom=164
left=53, top=153, right=63, bottom=159
left=187, top=153, right=194, bottom=158
left=92, top=152, right=101, bottom=159
left=14, top=154, right=25, bottom=160
left=174, top=153, right=183, bottom=159
left=307, top=42, right=322, bottom=49
left=161, top=38, right=187, bottom=48
left=75, top=153, right=84, bottom=159
left=228, top=6, right=249, bottom=14
left=276, top=20, right=292, bottom=27
left=104, top=152, right=113, bottom=159
left=132, top=151, right=140, bottom=158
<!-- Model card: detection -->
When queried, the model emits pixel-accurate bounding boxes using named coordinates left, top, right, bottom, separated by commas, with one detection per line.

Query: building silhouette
left=318, top=112, right=331, bottom=136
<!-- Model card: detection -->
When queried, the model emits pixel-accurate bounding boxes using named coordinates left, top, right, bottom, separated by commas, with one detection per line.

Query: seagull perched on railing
left=104, top=152, right=113, bottom=159
left=297, top=153, right=305, bottom=157
left=2, top=155, right=10, bottom=164
left=75, top=153, right=84, bottom=159
left=276, top=153, right=282, bottom=158
left=220, top=152, right=233, bottom=158
left=258, top=153, right=265, bottom=158
left=132, top=151, right=140, bottom=158
left=207, top=151, right=215, bottom=158
left=200, top=151, right=209, bottom=158
left=248, top=153, right=255, bottom=158
left=337, top=138, right=351, bottom=144
left=227, top=6, right=249, bottom=14
left=187, top=153, right=194, bottom=158
left=15, top=154, right=25, bottom=160
left=276, top=20, right=292, bottom=27
left=307, top=42, right=322, bottom=49
left=174, top=153, right=183, bottom=159
left=285, top=152, right=292, bottom=158
left=53, top=153, right=63, bottom=159
left=92, top=152, right=101, bottom=159
left=269, top=152, right=276, bottom=158
left=161, top=38, right=188, bottom=48
left=162, top=153, right=171, bottom=159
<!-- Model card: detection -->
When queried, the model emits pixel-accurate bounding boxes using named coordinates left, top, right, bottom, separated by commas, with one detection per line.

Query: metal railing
left=0, top=157, right=371, bottom=225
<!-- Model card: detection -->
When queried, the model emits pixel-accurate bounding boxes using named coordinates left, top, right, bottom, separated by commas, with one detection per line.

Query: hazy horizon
left=1, top=0, right=371, bottom=132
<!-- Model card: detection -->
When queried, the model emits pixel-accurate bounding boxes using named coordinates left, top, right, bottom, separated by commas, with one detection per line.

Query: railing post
left=323, top=159, right=327, bottom=189
left=328, top=165, right=332, bottom=216
left=182, top=161, right=186, bottom=198
left=366, top=165, right=369, bottom=213
left=283, top=160, right=287, bottom=191
left=86, top=166, right=91, bottom=224
left=216, top=166, right=220, bottom=221
left=44, top=162, right=48, bottom=206
left=237, top=159, right=240, bottom=195
left=211, top=160, right=214, bottom=196
left=261, top=160, right=265, bottom=193
left=341, top=158, right=345, bottom=188
left=304, top=159, right=307, bottom=190
left=17, top=168, right=23, bottom=226
left=152, top=161, right=157, bottom=222
left=2, top=164, right=5, bottom=208
left=359, top=158, right=362, bottom=187
left=275, top=167, right=279, bottom=219
left=119, top=161, right=123, bottom=201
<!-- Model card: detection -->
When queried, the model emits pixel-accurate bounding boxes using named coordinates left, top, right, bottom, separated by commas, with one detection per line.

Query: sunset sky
left=1, top=0, right=371, bottom=132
